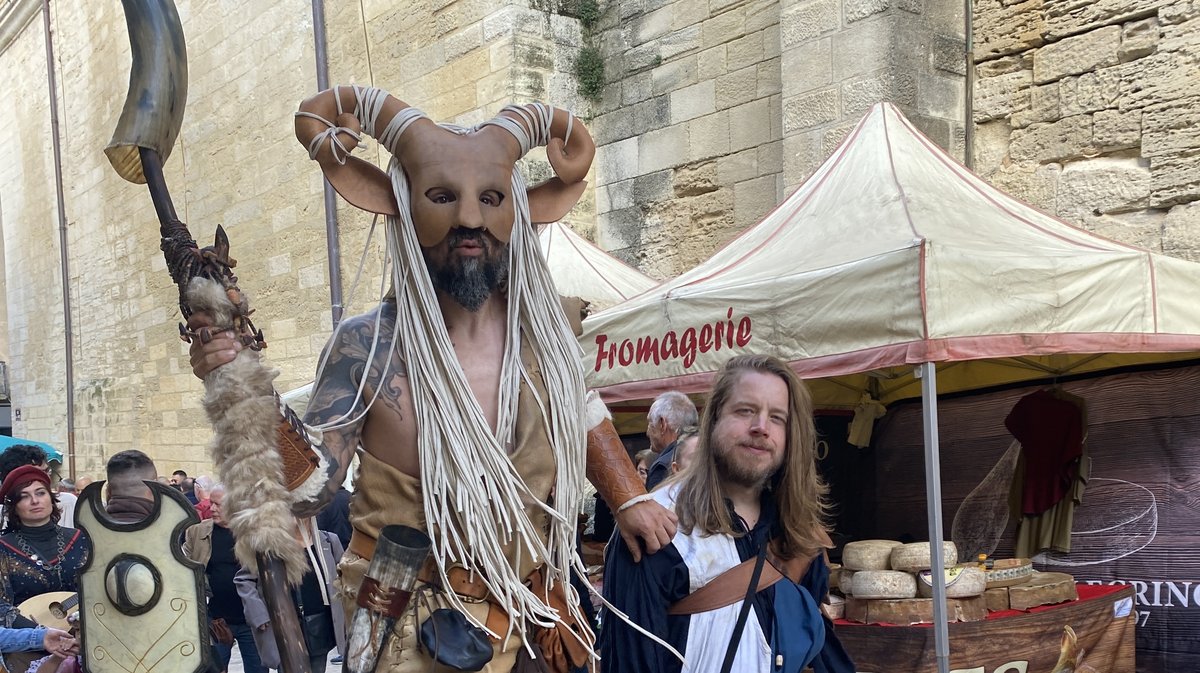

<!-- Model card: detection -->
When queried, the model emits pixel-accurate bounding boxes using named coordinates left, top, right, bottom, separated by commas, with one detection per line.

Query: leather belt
left=348, top=530, right=506, bottom=637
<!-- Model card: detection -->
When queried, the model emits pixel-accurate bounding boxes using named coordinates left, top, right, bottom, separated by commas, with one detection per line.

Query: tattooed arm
left=293, top=304, right=400, bottom=517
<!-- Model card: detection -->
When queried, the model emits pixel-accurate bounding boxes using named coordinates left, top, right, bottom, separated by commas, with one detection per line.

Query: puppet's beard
left=428, top=243, right=510, bottom=312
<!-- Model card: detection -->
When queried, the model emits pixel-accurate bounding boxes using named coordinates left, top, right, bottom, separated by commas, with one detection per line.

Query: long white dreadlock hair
left=308, top=86, right=592, bottom=648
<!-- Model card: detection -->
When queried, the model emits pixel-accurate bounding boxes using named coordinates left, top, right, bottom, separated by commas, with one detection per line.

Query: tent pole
left=918, top=362, right=950, bottom=673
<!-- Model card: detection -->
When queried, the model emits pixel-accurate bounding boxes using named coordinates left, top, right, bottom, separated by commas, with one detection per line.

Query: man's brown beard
left=713, top=441, right=782, bottom=490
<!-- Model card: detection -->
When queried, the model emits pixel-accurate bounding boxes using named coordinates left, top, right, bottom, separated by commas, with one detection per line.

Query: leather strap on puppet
left=586, top=419, right=648, bottom=513
left=274, top=393, right=322, bottom=491
left=528, top=567, right=595, bottom=672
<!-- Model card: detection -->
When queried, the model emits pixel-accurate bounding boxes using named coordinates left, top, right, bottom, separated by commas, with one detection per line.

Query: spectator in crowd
left=586, top=491, right=616, bottom=544
left=104, top=451, right=158, bottom=523
left=0, top=624, right=77, bottom=673
left=193, top=476, right=215, bottom=520
left=0, top=449, right=52, bottom=530
left=54, top=481, right=77, bottom=529
left=169, top=470, right=187, bottom=488
left=72, top=477, right=92, bottom=496
left=634, top=449, right=656, bottom=482
left=237, top=519, right=346, bottom=673
left=315, top=485, right=351, bottom=550
left=180, top=478, right=199, bottom=506
left=0, top=466, right=90, bottom=632
left=669, top=426, right=701, bottom=477
left=0, top=447, right=48, bottom=482
left=601, top=355, right=854, bottom=673
left=182, top=485, right=263, bottom=673
left=645, top=391, right=699, bottom=490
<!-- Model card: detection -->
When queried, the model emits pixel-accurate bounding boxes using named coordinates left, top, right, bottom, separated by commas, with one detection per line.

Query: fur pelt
left=187, top=276, right=308, bottom=583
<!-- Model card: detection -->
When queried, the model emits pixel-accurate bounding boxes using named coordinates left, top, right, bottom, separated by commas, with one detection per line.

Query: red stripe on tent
left=893, top=110, right=1115, bottom=254
left=882, top=110, right=930, bottom=340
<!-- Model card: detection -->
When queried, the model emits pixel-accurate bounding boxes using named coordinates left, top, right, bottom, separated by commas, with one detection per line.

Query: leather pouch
left=418, top=608, right=493, bottom=672
left=209, top=617, right=234, bottom=646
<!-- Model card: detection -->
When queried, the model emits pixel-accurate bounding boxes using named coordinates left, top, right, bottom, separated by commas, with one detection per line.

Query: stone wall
left=0, top=0, right=586, bottom=477
left=972, top=0, right=1200, bottom=257
left=6, top=0, right=1197, bottom=479
left=589, top=0, right=966, bottom=278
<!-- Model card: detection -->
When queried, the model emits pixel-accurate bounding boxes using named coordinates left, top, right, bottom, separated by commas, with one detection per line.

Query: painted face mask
left=399, top=130, right=517, bottom=247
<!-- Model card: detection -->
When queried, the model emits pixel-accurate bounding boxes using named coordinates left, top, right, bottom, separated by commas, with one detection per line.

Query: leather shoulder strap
left=668, top=546, right=824, bottom=615
left=668, top=556, right=784, bottom=615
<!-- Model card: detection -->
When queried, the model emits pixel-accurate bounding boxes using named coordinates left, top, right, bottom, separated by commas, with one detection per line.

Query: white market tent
left=580, top=102, right=1200, bottom=673
left=538, top=221, right=659, bottom=310
left=582, top=103, right=1200, bottom=408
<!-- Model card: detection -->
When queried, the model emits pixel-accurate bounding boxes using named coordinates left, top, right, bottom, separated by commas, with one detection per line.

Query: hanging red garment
left=1004, top=389, right=1084, bottom=516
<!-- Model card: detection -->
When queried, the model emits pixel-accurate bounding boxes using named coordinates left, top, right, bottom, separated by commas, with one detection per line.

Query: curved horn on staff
left=105, top=0, right=188, bottom=186
left=294, top=86, right=420, bottom=216
left=490, top=104, right=596, bottom=224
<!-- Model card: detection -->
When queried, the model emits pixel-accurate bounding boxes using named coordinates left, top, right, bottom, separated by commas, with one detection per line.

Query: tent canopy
left=0, top=436, right=64, bottom=463
left=539, top=221, right=659, bottom=311
left=582, top=103, right=1200, bottom=407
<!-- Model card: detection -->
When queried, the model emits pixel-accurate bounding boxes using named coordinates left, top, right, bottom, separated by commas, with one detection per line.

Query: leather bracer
left=586, top=418, right=647, bottom=512
left=274, top=392, right=322, bottom=491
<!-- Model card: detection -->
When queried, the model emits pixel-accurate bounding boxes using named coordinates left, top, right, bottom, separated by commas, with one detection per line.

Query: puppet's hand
left=186, top=311, right=243, bottom=379
left=615, top=499, right=678, bottom=563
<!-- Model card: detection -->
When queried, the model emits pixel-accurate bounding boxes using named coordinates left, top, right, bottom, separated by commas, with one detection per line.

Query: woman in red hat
left=0, top=465, right=90, bottom=635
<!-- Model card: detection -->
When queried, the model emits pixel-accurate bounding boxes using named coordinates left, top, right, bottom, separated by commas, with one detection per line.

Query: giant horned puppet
left=105, top=0, right=666, bottom=671
left=290, top=85, right=664, bottom=671
left=292, top=88, right=679, bottom=666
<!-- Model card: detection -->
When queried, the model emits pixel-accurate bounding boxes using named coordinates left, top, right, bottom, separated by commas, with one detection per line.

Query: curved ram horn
left=492, top=104, right=595, bottom=184
left=487, top=105, right=595, bottom=223
left=294, top=86, right=419, bottom=216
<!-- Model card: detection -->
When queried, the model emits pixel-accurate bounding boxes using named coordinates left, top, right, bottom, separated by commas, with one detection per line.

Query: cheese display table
left=835, top=584, right=1135, bottom=673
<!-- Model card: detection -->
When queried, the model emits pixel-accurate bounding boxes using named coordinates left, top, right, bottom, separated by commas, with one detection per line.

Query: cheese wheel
left=822, top=594, right=846, bottom=620
left=851, top=570, right=918, bottom=599
left=889, top=541, right=959, bottom=573
left=842, top=540, right=903, bottom=570
left=838, top=569, right=857, bottom=596
left=917, top=566, right=987, bottom=598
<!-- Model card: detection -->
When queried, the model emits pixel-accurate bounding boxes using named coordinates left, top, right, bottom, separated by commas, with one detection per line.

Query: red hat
left=0, top=464, right=52, bottom=502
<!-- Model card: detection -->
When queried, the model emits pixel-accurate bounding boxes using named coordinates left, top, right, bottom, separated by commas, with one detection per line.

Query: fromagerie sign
left=591, top=307, right=753, bottom=372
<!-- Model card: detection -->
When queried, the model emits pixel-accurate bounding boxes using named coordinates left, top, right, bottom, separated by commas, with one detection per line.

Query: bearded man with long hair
left=601, top=354, right=855, bottom=673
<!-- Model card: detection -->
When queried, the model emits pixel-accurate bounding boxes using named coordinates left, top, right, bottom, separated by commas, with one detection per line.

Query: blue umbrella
left=0, top=436, right=64, bottom=463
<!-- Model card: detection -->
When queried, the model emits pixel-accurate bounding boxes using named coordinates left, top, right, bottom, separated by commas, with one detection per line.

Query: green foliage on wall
left=577, top=0, right=600, bottom=29
left=575, top=45, right=605, bottom=101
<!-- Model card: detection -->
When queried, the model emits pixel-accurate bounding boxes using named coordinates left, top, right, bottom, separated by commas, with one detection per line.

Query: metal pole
left=963, top=0, right=975, bottom=169
left=918, top=362, right=950, bottom=673
left=43, top=0, right=76, bottom=478
left=311, top=0, right=343, bottom=327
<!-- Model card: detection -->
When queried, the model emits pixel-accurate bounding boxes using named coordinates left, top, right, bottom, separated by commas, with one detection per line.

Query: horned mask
left=294, top=86, right=595, bottom=245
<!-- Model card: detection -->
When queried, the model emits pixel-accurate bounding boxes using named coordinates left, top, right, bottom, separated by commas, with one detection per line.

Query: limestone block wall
left=0, top=0, right=587, bottom=477
left=972, top=0, right=1200, bottom=258
left=780, top=0, right=966, bottom=187
left=590, top=0, right=966, bottom=279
